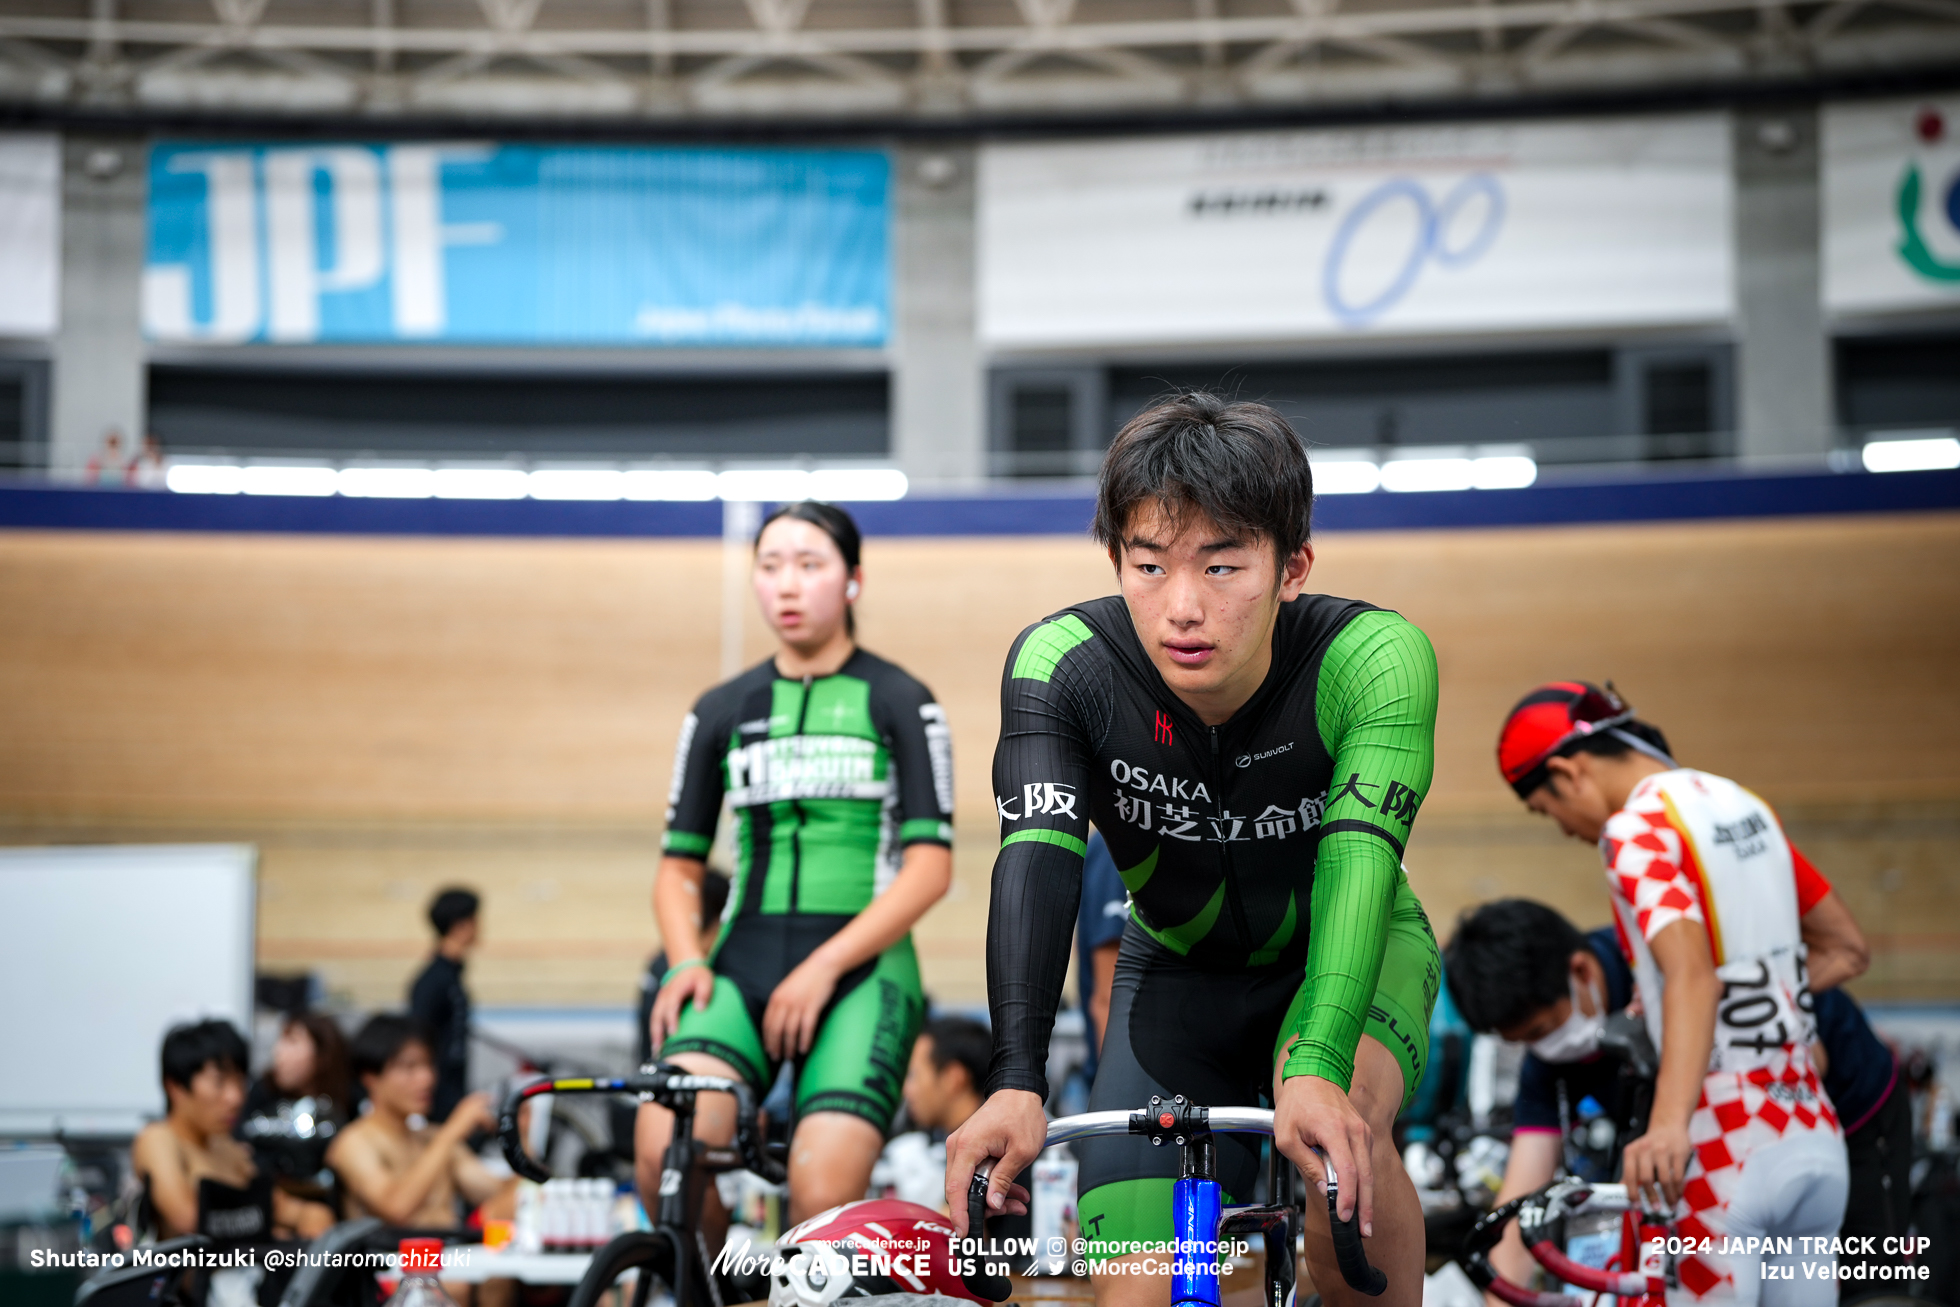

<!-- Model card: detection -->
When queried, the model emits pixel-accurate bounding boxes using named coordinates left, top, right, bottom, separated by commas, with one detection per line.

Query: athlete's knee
left=1348, top=1037, right=1408, bottom=1136
left=1090, top=1253, right=1170, bottom=1307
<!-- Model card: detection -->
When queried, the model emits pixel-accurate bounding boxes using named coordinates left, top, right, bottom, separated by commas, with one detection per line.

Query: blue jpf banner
left=144, top=143, right=890, bottom=347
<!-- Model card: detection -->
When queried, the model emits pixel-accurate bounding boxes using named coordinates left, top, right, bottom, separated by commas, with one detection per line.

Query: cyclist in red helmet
left=1495, top=682, right=1864, bottom=1307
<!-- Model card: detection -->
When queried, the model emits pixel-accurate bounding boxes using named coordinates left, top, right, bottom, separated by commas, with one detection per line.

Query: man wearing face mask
left=1446, top=898, right=1902, bottom=1307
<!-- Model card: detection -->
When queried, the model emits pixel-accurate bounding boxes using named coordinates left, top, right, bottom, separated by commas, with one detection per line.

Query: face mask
left=1529, top=974, right=1607, bottom=1063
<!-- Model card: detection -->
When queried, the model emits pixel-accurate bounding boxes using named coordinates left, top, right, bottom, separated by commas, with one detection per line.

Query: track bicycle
left=499, top=1063, right=786, bottom=1307
left=968, top=1095, right=1389, bottom=1307
left=1461, top=1176, right=1673, bottom=1307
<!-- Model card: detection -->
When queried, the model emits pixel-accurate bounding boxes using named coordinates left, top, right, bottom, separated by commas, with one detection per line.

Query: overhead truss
left=1, top=0, right=1957, bottom=121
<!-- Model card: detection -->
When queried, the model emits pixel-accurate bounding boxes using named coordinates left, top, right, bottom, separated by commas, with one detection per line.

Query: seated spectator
left=638, top=868, right=731, bottom=1067
left=131, top=1019, right=334, bottom=1242
left=240, top=1012, right=352, bottom=1182
left=903, top=1016, right=991, bottom=1137
left=325, top=1014, right=511, bottom=1229
left=409, top=888, right=480, bottom=1124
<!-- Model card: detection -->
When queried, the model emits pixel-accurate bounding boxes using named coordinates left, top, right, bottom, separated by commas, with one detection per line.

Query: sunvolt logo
left=1896, top=108, right=1960, bottom=285
left=144, top=144, right=498, bottom=344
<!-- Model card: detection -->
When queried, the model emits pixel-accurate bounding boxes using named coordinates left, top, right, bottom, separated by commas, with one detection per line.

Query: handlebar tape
left=1528, top=1242, right=1655, bottom=1297
left=962, top=1163, right=1013, bottom=1303
left=1324, top=1180, right=1388, bottom=1297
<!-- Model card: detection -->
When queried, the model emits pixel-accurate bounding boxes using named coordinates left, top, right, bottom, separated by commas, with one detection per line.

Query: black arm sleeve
left=662, top=690, right=730, bottom=860
left=983, top=621, right=1102, bottom=1099
left=877, top=673, right=956, bottom=847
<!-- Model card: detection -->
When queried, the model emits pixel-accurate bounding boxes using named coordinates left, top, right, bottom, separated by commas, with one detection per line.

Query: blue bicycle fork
left=1173, top=1169, right=1224, bottom=1307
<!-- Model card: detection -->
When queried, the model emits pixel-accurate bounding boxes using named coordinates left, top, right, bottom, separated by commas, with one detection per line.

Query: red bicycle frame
left=1462, top=1179, right=1671, bottom=1307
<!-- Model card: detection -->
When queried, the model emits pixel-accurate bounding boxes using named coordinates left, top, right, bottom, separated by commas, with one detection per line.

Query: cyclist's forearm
left=984, top=839, right=1083, bottom=1098
left=807, top=843, right=952, bottom=975
left=1649, top=920, right=1719, bottom=1129
left=653, top=855, right=711, bottom=964
left=1283, top=840, right=1396, bottom=1088
left=1800, top=891, right=1870, bottom=992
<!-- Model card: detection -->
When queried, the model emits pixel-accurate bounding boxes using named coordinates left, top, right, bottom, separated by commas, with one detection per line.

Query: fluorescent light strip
left=1863, top=435, right=1960, bottom=474
left=165, top=463, right=243, bottom=494
left=240, top=465, right=338, bottom=497
left=624, top=470, right=719, bottom=501
left=529, top=469, right=626, bottom=501
left=1314, top=461, right=1382, bottom=495
left=434, top=468, right=529, bottom=500
left=338, top=467, right=435, bottom=498
left=164, top=463, right=914, bottom=501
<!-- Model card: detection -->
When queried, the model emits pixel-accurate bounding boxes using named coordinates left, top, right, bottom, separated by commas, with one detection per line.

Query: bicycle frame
left=1461, top=1178, right=1671, bottom=1307
left=499, top=1065, right=786, bottom=1307
left=970, top=1098, right=1384, bottom=1307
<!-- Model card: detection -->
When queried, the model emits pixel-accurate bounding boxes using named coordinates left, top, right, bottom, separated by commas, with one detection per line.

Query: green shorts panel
left=659, top=937, right=924, bottom=1131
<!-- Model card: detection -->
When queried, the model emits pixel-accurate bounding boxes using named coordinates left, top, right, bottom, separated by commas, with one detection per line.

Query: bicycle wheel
left=567, top=1230, right=682, bottom=1307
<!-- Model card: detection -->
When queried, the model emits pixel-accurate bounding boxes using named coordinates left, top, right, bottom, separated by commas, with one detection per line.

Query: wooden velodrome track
left=0, top=511, right=1955, bottom=1009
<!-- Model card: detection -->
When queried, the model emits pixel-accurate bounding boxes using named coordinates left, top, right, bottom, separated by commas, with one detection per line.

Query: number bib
left=1710, top=946, right=1815, bottom=1076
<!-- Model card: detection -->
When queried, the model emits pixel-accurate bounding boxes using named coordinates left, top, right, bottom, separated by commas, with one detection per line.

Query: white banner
left=979, top=114, right=1732, bottom=348
left=1823, top=97, right=1960, bottom=315
left=0, top=133, right=59, bottom=338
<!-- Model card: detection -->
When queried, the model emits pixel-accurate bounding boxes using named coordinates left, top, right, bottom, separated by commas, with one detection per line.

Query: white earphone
left=845, top=579, right=860, bottom=600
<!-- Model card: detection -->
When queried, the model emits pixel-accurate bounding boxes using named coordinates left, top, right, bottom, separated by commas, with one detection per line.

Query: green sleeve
left=1282, top=609, right=1438, bottom=1089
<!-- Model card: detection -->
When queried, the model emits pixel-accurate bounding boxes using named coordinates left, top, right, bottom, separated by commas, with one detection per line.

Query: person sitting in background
left=637, top=868, right=732, bottom=1068
left=240, top=1012, right=352, bottom=1183
left=326, top=1015, right=510, bottom=1229
left=1445, top=899, right=1895, bottom=1306
left=409, top=887, right=480, bottom=1124
left=903, top=1016, right=992, bottom=1137
left=131, top=1019, right=334, bottom=1242
left=876, top=1017, right=997, bottom=1213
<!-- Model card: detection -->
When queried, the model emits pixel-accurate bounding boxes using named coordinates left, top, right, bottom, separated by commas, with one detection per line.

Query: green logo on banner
left=1897, top=163, right=1960, bottom=284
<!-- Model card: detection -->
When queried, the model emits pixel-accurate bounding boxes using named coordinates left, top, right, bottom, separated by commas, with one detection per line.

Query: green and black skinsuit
left=985, top=594, right=1440, bottom=1252
left=660, top=648, right=954, bottom=1127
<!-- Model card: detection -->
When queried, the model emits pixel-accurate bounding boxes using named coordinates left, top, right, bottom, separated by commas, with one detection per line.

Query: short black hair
left=1094, top=392, right=1313, bottom=567
left=920, top=1016, right=991, bottom=1093
left=755, top=500, right=864, bottom=636
left=1443, top=900, right=1591, bottom=1033
left=428, top=887, right=480, bottom=938
left=160, top=1019, right=250, bottom=1094
left=349, top=1013, right=435, bottom=1080
left=700, top=868, right=731, bottom=925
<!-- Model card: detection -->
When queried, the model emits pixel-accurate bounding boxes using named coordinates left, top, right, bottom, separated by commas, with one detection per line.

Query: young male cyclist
left=1494, top=682, right=1851, bottom=1306
left=946, top=393, right=1441, bottom=1307
left=645, top=501, right=954, bottom=1224
left=1445, top=898, right=1891, bottom=1307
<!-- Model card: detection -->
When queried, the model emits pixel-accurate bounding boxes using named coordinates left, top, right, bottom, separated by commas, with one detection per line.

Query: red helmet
left=1496, top=681, right=1638, bottom=797
left=769, top=1199, right=1000, bottom=1307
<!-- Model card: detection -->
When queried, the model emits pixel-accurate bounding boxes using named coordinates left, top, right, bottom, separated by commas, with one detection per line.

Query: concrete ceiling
left=1, top=0, right=1956, bottom=124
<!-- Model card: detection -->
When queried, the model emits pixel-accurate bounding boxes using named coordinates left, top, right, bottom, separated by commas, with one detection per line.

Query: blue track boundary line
left=0, top=468, right=1955, bottom=538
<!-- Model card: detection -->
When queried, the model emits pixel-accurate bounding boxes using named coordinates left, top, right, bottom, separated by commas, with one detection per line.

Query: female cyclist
left=639, top=500, right=956, bottom=1224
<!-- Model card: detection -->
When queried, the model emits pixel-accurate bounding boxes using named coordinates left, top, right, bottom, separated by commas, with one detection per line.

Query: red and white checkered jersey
left=1600, top=768, right=1842, bottom=1301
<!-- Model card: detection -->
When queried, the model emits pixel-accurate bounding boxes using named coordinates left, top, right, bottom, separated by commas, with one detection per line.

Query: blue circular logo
left=1322, top=173, right=1506, bottom=326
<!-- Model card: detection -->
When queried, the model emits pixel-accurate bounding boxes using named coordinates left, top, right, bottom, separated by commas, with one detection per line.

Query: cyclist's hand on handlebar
left=651, top=962, right=716, bottom=1047
left=1621, top=1121, right=1693, bottom=1209
left=763, top=956, right=842, bottom=1060
left=943, top=1089, right=1039, bottom=1237
left=1275, top=1073, right=1374, bottom=1236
